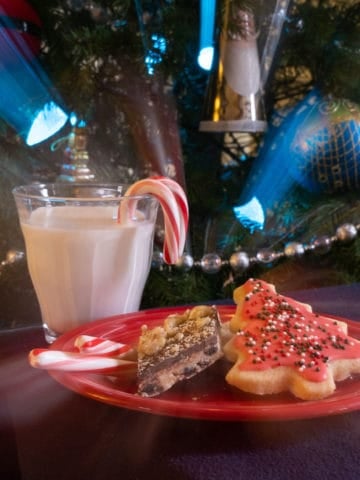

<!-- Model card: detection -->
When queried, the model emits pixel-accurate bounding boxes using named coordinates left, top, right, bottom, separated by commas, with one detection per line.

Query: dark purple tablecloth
left=1, top=284, right=360, bottom=480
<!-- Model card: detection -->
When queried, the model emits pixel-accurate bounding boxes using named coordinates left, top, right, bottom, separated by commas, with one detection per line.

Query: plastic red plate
left=49, top=306, right=360, bottom=421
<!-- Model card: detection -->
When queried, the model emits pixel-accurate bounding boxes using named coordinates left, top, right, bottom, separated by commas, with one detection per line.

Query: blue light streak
left=0, top=12, right=68, bottom=145
left=232, top=107, right=304, bottom=231
left=198, top=0, right=216, bottom=70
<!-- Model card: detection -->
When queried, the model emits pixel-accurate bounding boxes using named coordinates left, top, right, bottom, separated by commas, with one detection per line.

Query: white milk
left=21, top=205, right=155, bottom=335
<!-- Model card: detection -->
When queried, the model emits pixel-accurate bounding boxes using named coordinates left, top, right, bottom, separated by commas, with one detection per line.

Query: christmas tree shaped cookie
left=224, top=279, right=360, bottom=400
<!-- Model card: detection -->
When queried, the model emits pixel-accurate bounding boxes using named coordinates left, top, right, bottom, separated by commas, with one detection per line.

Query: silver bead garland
left=0, top=223, right=359, bottom=277
left=0, top=250, right=24, bottom=274
left=155, top=222, right=360, bottom=275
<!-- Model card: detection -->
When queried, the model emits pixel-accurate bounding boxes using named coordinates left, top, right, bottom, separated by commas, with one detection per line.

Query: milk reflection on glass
left=13, top=184, right=158, bottom=343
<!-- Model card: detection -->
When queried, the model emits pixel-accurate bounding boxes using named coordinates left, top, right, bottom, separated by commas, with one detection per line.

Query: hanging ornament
left=200, top=0, right=291, bottom=133
left=200, top=1, right=267, bottom=133
left=0, top=0, right=42, bottom=61
left=234, top=88, right=360, bottom=233
left=57, top=117, right=95, bottom=182
left=284, top=89, right=360, bottom=194
left=282, top=3, right=360, bottom=193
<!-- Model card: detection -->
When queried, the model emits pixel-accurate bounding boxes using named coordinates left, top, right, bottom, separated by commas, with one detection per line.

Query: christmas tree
left=0, top=0, right=360, bottom=327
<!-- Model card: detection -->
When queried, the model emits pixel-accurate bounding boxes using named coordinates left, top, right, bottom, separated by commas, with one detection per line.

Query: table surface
left=1, top=283, right=360, bottom=480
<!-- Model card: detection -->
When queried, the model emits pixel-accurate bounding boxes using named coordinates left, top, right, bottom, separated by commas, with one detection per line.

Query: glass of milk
left=13, top=183, right=159, bottom=343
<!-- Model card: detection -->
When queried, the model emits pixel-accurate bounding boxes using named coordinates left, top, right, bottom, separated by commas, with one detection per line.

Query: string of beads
left=0, top=223, right=358, bottom=278
left=152, top=222, right=360, bottom=274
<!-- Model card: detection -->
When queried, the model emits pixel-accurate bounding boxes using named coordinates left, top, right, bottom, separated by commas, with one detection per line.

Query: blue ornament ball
left=234, top=90, right=360, bottom=232
left=282, top=90, right=360, bottom=194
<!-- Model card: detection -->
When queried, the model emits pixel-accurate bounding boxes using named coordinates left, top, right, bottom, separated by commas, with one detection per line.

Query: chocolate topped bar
left=137, top=306, right=223, bottom=397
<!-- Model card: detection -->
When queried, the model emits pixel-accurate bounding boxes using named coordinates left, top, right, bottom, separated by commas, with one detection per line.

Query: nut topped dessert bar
left=137, top=305, right=223, bottom=397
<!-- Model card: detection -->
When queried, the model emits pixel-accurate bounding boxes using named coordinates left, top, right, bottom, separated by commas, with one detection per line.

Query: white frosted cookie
left=224, top=278, right=360, bottom=400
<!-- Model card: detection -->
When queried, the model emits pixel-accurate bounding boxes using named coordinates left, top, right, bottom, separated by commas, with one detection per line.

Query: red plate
left=49, top=306, right=360, bottom=421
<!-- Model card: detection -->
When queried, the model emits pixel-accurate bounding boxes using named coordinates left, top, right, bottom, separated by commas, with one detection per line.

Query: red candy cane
left=151, top=175, right=189, bottom=258
left=29, top=348, right=136, bottom=375
left=118, top=176, right=189, bottom=264
left=74, top=335, right=134, bottom=358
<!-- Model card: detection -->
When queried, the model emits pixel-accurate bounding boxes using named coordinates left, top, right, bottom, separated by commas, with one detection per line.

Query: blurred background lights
left=0, top=2, right=68, bottom=146
left=198, top=46, right=214, bottom=71
left=26, top=101, right=68, bottom=146
left=198, top=0, right=216, bottom=71
left=145, top=34, right=167, bottom=75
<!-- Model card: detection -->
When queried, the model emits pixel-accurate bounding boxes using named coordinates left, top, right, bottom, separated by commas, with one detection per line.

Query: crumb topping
left=137, top=306, right=220, bottom=374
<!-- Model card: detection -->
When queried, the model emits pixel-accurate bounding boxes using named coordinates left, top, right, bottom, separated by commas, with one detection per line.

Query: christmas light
left=145, top=34, right=167, bottom=75
left=233, top=196, right=265, bottom=232
left=197, top=0, right=216, bottom=71
left=0, top=8, right=68, bottom=145
left=26, top=101, right=68, bottom=146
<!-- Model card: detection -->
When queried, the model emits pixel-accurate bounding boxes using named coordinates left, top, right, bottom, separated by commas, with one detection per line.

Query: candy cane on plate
left=118, top=176, right=189, bottom=264
left=29, top=349, right=137, bottom=375
left=74, top=335, right=134, bottom=358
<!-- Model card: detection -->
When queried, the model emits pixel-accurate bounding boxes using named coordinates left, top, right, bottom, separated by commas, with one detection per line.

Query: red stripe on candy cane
left=118, top=176, right=189, bottom=264
left=29, top=348, right=137, bottom=375
left=151, top=176, right=189, bottom=254
left=74, top=335, right=133, bottom=357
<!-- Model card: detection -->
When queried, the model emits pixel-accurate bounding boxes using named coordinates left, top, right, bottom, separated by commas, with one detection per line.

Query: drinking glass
left=13, top=183, right=158, bottom=343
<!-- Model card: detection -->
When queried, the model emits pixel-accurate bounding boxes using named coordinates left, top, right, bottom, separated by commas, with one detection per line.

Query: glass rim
left=12, top=183, right=154, bottom=202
